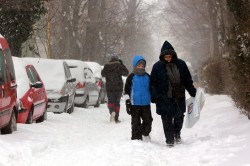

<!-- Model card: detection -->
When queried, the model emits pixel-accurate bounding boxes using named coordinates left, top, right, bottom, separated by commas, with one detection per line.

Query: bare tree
left=49, top=0, right=88, bottom=59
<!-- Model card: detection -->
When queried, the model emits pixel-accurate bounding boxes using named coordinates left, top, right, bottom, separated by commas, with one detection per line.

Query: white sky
left=1, top=94, right=250, bottom=166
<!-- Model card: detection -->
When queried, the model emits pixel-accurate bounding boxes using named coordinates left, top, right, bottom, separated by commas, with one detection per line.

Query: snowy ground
left=1, top=94, right=250, bottom=166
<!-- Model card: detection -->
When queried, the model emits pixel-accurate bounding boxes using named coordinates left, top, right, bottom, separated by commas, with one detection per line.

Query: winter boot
left=166, top=140, right=174, bottom=148
left=175, top=134, right=182, bottom=144
left=110, top=112, right=115, bottom=122
left=167, top=143, right=174, bottom=148
left=143, top=135, right=151, bottom=142
left=115, top=120, right=121, bottom=123
left=131, top=136, right=142, bottom=140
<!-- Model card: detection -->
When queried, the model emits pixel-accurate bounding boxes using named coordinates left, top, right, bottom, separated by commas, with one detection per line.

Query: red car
left=13, top=57, right=48, bottom=124
left=0, top=34, right=18, bottom=134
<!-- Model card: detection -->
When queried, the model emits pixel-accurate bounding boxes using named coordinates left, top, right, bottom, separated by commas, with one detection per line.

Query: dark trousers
left=161, top=114, right=184, bottom=144
left=107, top=90, right=122, bottom=121
left=131, top=106, right=153, bottom=140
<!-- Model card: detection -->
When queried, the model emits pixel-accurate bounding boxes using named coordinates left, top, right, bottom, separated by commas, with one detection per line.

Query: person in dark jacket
left=101, top=55, right=129, bottom=123
left=124, top=55, right=153, bottom=141
left=151, top=41, right=196, bottom=147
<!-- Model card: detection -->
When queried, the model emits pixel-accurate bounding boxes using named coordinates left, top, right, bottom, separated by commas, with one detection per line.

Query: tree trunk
left=207, top=1, right=220, bottom=57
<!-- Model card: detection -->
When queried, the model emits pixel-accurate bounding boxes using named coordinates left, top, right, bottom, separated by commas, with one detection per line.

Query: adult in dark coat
left=101, top=55, right=129, bottom=123
left=151, top=40, right=196, bottom=147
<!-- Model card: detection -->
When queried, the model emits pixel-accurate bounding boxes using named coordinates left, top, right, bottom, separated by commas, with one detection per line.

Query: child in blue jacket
left=124, top=55, right=153, bottom=140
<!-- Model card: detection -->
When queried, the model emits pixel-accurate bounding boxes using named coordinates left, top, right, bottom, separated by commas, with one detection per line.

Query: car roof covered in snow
left=23, top=57, right=67, bottom=91
left=83, top=61, right=102, bottom=78
left=64, top=59, right=91, bottom=83
left=12, top=57, right=30, bottom=99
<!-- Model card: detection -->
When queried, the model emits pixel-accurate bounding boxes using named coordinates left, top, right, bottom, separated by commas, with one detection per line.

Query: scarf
left=133, top=67, right=146, bottom=76
left=165, top=63, right=184, bottom=99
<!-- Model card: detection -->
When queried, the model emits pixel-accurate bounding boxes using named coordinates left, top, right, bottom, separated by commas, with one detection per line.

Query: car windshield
left=69, top=66, right=85, bottom=83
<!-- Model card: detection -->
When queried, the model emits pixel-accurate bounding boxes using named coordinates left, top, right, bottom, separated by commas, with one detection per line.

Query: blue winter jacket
left=124, top=55, right=151, bottom=106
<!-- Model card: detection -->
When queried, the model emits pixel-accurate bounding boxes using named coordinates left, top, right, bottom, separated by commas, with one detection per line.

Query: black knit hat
left=110, top=55, right=119, bottom=61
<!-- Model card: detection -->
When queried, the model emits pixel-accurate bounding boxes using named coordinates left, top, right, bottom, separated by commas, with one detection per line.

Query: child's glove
left=126, top=99, right=131, bottom=115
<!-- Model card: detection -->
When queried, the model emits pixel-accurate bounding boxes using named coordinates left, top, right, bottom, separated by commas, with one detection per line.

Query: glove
left=118, top=59, right=123, bottom=65
left=126, top=99, right=131, bottom=115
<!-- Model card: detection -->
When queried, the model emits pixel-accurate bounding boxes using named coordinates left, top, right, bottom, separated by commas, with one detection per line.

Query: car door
left=84, top=67, right=99, bottom=104
left=0, top=49, right=16, bottom=126
left=63, top=62, right=75, bottom=108
left=0, top=49, right=6, bottom=126
left=26, top=65, right=46, bottom=117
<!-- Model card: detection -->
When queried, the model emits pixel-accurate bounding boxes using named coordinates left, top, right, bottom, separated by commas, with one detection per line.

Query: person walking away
left=101, top=55, right=129, bottom=123
left=150, top=41, right=196, bottom=147
left=124, top=55, right=153, bottom=141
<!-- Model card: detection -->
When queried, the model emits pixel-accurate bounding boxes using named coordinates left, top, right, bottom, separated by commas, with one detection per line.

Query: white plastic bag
left=185, top=88, right=205, bottom=128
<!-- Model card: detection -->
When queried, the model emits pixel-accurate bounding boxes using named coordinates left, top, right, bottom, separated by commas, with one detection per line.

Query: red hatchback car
left=13, top=57, right=48, bottom=124
left=0, top=34, right=18, bottom=134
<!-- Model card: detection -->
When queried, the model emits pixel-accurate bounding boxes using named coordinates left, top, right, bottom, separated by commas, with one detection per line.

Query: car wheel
left=101, top=98, right=105, bottom=104
left=67, top=102, right=74, bottom=114
left=83, top=96, right=89, bottom=108
left=36, top=111, right=47, bottom=123
left=26, top=109, right=33, bottom=124
left=94, top=95, right=101, bottom=108
left=71, top=103, right=74, bottom=113
left=1, top=110, right=17, bottom=134
left=64, top=96, right=69, bottom=113
left=44, top=110, right=47, bottom=120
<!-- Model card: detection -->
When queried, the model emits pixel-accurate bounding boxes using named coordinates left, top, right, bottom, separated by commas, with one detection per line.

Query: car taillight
left=97, top=80, right=102, bottom=87
left=76, top=82, right=85, bottom=89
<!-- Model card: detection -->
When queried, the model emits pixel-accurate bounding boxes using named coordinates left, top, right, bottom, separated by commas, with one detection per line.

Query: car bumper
left=74, top=93, right=85, bottom=105
left=47, top=96, right=68, bottom=113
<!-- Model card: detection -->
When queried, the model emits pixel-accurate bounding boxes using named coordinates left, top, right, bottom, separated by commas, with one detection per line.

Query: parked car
left=0, top=34, right=17, bottom=134
left=13, top=57, right=48, bottom=124
left=84, top=62, right=105, bottom=103
left=24, top=58, right=76, bottom=114
left=65, top=60, right=100, bottom=108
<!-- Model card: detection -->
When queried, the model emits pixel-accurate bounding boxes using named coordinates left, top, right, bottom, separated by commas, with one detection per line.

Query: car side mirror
left=31, top=81, right=43, bottom=88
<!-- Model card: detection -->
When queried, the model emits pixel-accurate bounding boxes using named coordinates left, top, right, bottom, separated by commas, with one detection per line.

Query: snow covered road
left=1, top=95, right=250, bottom=166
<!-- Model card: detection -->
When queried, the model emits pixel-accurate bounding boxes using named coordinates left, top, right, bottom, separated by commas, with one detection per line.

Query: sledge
left=185, top=88, right=205, bottom=128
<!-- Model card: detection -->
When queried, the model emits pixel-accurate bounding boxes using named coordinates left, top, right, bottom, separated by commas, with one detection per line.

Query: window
left=27, top=66, right=39, bottom=84
left=63, top=62, right=72, bottom=80
left=4, top=49, right=15, bottom=81
left=84, top=68, right=94, bottom=82
left=0, top=49, right=8, bottom=84
left=30, top=66, right=39, bottom=82
left=27, top=68, right=35, bottom=84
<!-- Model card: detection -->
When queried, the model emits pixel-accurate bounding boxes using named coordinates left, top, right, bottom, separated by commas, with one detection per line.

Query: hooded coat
left=101, top=58, right=129, bottom=92
left=151, top=41, right=196, bottom=117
